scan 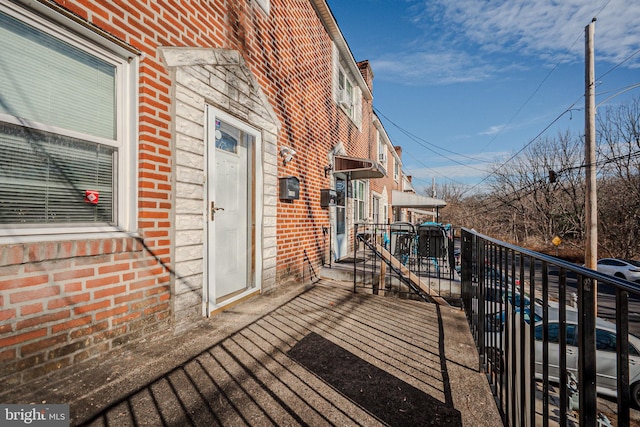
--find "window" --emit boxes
[377,131,386,165]
[0,3,136,237]
[333,47,362,126]
[353,180,366,221]
[372,196,380,224]
[393,159,399,181]
[338,67,354,117]
[535,323,577,346]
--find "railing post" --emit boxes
[616,288,630,426]
[558,268,568,427]
[353,223,358,294]
[578,276,597,427]
[461,229,473,310]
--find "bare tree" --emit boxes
[596,97,640,258]
[431,98,640,261]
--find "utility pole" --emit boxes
[585,19,597,272]
[581,21,599,425]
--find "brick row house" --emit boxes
[0,0,444,387]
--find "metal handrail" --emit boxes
[461,227,640,427]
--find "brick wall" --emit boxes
[0,238,170,388]
[0,0,374,386]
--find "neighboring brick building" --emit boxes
[0,0,438,387]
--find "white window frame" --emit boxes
[333,46,362,127]
[377,131,387,165]
[0,2,138,242]
[372,195,380,225]
[353,180,367,222]
[393,159,399,182]
[338,66,354,116]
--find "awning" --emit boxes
[391,190,446,208]
[334,155,385,179]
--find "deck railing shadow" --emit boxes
[77,285,461,426]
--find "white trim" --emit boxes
[254,0,270,14]
[0,229,139,246]
[204,107,263,315]
[0,2,138,238]
[0,114,121,149]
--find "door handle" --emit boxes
[210,201,224,221]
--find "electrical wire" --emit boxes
[472,149,640,216]
[373,106,487,168]
[373,0,635,198]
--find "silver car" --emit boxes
[597,258,640,283]
[534,308,640,406]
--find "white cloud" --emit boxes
[479,125,506,136]
[372,50,496,85]
[376,0,640,84]
[420,0,640,60]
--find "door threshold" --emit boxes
[208,288,260,317]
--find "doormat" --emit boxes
[334,257,365,263]
[288,332,461,426]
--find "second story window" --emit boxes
[377,131,387,166]
[394,160,399,182]
[333,46,362,127]
[338,67,354,117]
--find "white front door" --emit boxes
[205,108,261,313]
[333,176,348,260]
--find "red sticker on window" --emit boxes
[85,190,99,204]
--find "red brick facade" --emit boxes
[0,0,410,387]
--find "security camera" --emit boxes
[280,147,296,165]
[284,153,294,164]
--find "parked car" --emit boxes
[596,258,640,283]
[534,308,640,407]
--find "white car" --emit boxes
[597,258,640,283]
[534,308,640,407]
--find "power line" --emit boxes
[373,0,636,198]
[460,99,583,197]
[373,106,487,168]
[472,149,640,216]
[596,47,640,82]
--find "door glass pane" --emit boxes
[214,119,239,153]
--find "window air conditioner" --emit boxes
[338,90,352,108]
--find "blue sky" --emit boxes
[325,0,640,195]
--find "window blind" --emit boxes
[0,122,115,225]
[0,10,116,140]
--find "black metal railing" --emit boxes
[351,222,458,301]
[460,227,640,426]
